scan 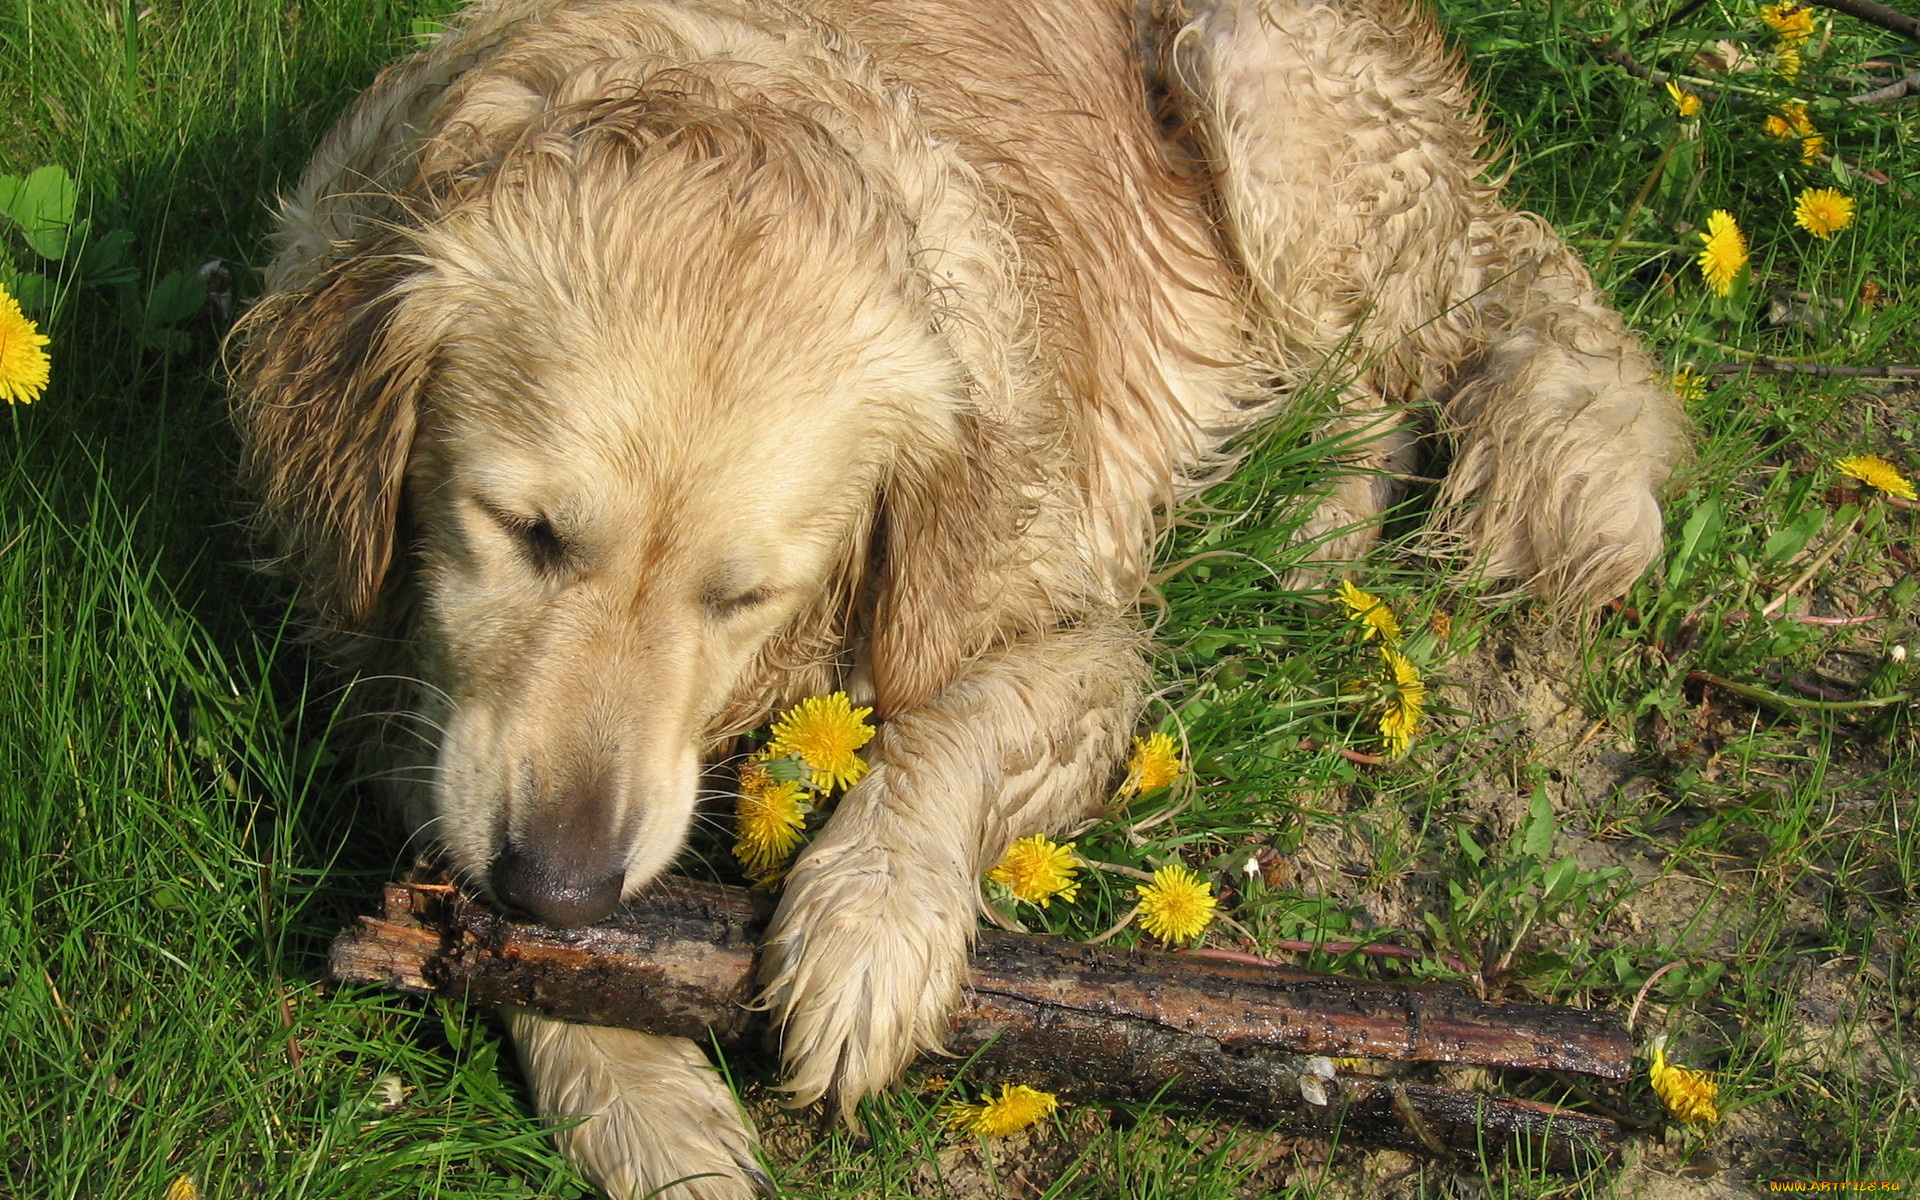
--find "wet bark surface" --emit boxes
[332,875,1629,1168]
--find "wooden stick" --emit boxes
[1809,0,1920,42]
[1699,360,1920,379]
[1850,68,1920,105]
[332,877,1631,1168]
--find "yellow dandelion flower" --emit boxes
[1664,81,1701,118]
[1428,610,1453,640]
[1763,103,1823,161]
[164,1178,199,1200]
[1377,646,1426,759]
[1774,40,1803,79]
[1760,2,1815,43]
[734,760,811,880]
[1124,731,1183,794]
[0,283,51,405]
[1696,210,1747,297]
[764,692,875,792]
[1335,578,1401,644]
[1672,369,1708,402]
[939,1084,1060,1136]
[1135,862,1218,943]
[987,834,1080,907]
[1649,1036,1721,1124]
[1793,187,1854,239]
[1835,454,1918,501]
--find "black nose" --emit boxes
[491,843,625,927]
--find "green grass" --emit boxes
[1,0,1915,1196]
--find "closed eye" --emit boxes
[702,585,773,619]
[480,500,567,572]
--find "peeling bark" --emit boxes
[332,876,1629,1167]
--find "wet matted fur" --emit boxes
[232,0,1685,1194]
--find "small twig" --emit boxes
[1724,608,1885,626]
[1689,669,1913,712]
[1849,67,1920,105]
[1546,1070,1664,1131]
[1699,359,1920,378]
[1808,0,1920,42]
[1586,36,1673,86]
[1637,0,1713,38]
[1761,666,1852,702]
[279,987,305,1071]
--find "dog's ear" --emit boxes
[231,239,426,631]
[866,410,1022,717]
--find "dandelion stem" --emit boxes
[1082,903,1141,945]
[1596,127,1680,278]
[1672,332,1830,363]
[1076,857,1157,883]
[1627,960,1694,1033]
[1760,511,1860,617]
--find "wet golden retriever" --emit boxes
[234,0,1684,1194]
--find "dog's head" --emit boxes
[235,87,1019,924]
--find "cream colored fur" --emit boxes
[232,0,1685,1194]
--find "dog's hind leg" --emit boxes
[505,1009,770,1200]
[1168,0,1685,600]
[756,619,1149,1115]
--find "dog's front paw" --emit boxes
[757,778,976,1115]
[505,1008,771,1200]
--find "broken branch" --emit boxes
[333,877,1632,1167]
[1809,0,1920,42]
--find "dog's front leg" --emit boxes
[506,1008,771,1199]
[758,620,1149,1114]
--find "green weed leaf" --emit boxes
[76,227,138,287]
[145,268,206,327]
[1541,855,1581,904]
[1760,506,1825,567]
[1667,495,1723,589]
[1522,784,1555,861]
[1456,826,1485,866]
[0,165,80,260]
[0,262,52,310]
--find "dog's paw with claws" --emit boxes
[756,780,977,1115]
[506,1009,773,1199]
